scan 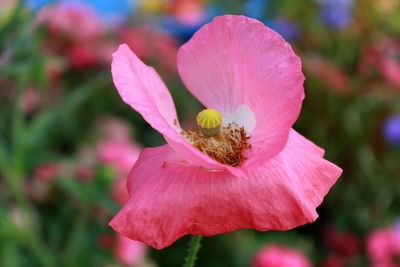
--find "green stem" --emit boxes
[183,235,203,267]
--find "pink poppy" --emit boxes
[97,138,141,204]
[97,117,141,204]
[367,227,400,267]
[171,0,206,25]
[321,254,346,267]
[323,227,360,256]
[74,165,94,182]
[252,245,311,267]
[34,162,61,182]
[97,139,141,176]
[119,26,179,74]
[115,234,148,267]
[37,1,102,42]
[20,87,41,114]
[303,56,349,95]
[380,58,400,89]
[109,15,342,249]
[359,37,400,90]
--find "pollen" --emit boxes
[182,122,251,167]
[196,109,223,137]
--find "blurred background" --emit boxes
[1,0,400,266]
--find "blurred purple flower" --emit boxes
[26,0,54,10]
[243,0,300,41]
[383,115,400,146]
[243,0,272,20]
[396,218,400,239]
[27,0,134,26]
[267,17,301,42]
[158,15,204,43]
[319,0,353,30]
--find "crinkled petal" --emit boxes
[112,44,243,174]
[178,15,305,169]
[109,131,341,249]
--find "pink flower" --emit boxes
[98,140,141,176]
[20,87,41,113]
[119,26,178,74]
[303,56,349,95]
[171,0,206,25]
[34,162,61,182]
[115,234,148,267]
[67,43,98,69]
[252,245,311,267]
[109,15,342,249]
[359,37,400,90]
[37,2,102,42]
[323,227,360,256]
[98,117,133,142]
[97,139,140,203]
[380,58,400,89]
[36,2,107,70]
[367,227,400,267]
[96,117,141,204]
[321,254,346,267]
[74,165,94,182]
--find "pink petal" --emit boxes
[178,15,305,168]
[109,131,341,249]
[112,44,240,173]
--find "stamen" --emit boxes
[182,122,251,167]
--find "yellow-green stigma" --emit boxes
[196,109,223,137]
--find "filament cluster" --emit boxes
[182,122,251,167]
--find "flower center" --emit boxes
[182,109,251,167]
[196,109,223,137]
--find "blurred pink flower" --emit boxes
[252,245,311,267]
[115,234,148,267]
[98,139,141,204]
[98,140,141,175]
[380,58,400,89]
[304,56,349,94]
[96,117,141,204]
[359,37,400,90]
[67,43,98,69]
[321,254,346,267]
[171,0,206,25]
[119,26,179,74]
[36,2,109,70]
[26,161,63,203]
[367,227,400,267]
[74,165,94,182]
[98,117,133,142]
[98,234,114,249]
[323,227,360,256]
[20,87,41,113]
[377,38,400,89]
[67,40,117,69]
[37,2,102,41]
[109,15,342,249]
[34,162,61,182]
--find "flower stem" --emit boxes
[183,235,202,267]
